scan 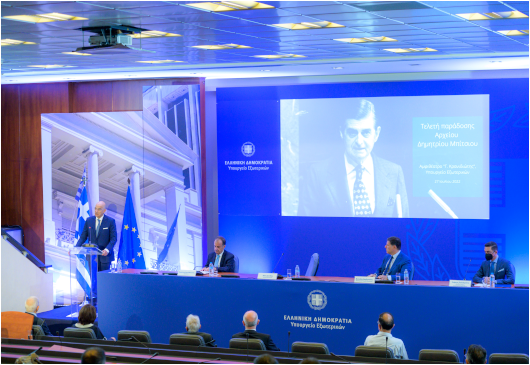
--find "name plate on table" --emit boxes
[449,280,472,287]
[178,270,197,277]
[258,273,278,280]
[354,276,376,284]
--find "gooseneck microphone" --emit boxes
[463,348,467,364]
[198,358,222,364]
[140,352,159,363]
[385,336,389,364]
[463,259,472,280]
[287,331,291,356]
[272,253,284,273]
[127,336,152,355]
[203,339,216,346]
[330,352,351,363]
[245,332,250,363]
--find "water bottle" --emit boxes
[404,269,409,285]
[117,260,122,273]
[295,265,300,278]
[209,262,214,277]
[490,274,495,288]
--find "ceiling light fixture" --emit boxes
[28,65,76,68]
[334,36,397,43]
[384,48,437,53]
[130,30,181,39]
[3,12,88,23]
[497,30,529,36]
[273,21,344,30]
[136,60,185,63]
[62,51,91,56]
[192,44,251,50]
[261,69,271,71]
[1,39,36,46]
[185,1,274,12]
[456,11,528,21]
[253,54,305,59]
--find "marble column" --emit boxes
[126,165,143,234]
[85,146,103,215]
[41,120,55,246]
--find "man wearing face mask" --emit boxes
[472,241,515,285]
[298,99,409,218]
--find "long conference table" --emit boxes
[98,270,529,359]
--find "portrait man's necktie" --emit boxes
[354,164,372,216]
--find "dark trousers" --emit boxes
[98,256,111,272]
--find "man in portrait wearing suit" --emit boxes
[369,236,412,281]
[298,99,409,218]
[202,236,235,272]
[76,201,117,272]
[472,241,515,285]
[232,310,280,352]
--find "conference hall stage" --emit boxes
[96,270,528,358]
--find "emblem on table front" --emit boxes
[307,290,327,310]
[241,142,255,157]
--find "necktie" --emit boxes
[214,254,220,268]
[96,219,101,237]
[490,262,495,276]
[383,257,394,275]
[353,165,372,216]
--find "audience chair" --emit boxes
[305,253,320,276]
[229,338,266,350]
[419,349,460,362]
[32,325,45,338]
[117,330,152,343]
[1,311,34,339]
[234,255,240,273]
[64,327,97,339]
[291,342,330,355]
[511,263,516,284]
[355,346,394,359]
[169,334,206,346]
[489,353,529,364]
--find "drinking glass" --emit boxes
[395,273,401,284]
[213,267,218,276]
[287,269,292,280]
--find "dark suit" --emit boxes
[298,155,409,217]
[376,252,412,279]
[473,257,515,285]
[76,215,117,271]
[204,250,235,272]
[182,331,216,347]
[232,330,280,352]
[26,313,52,336]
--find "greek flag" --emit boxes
[75,182,93,298]
[157,205,181,266]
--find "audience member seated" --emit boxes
[24,296,52,336]
[180,314,216,347]
[254,354,279,364]
[232,310,280,351]
[299,357,321,364]
[364,312,408,360]
[72,305,115,341]
[466,344,487,364]
[81,347,106,364]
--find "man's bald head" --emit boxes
[25,296,39,313]
[243,310,259,329]
[94,201,106,218]
[378,312,395,332]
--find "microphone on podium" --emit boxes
[462,259,472,280]
[272,253,284,273]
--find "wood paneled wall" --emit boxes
[1,78,204,264]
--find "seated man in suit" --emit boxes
[181,314,216,347]
[232,310,280,351]
[465,344,487,364]
[75,201,117,272]
[472,241,515,285]
[25,296,52,336]
[202,236,235,273]
[364,312,408,359]
[368,236,412,281]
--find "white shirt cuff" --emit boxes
[388,275,392,281]
[103,249,109,254]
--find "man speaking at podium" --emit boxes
[203,236,235,273]
[76,201,117,271]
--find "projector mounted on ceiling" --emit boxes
[74,25,155,55]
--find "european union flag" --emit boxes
[117,186,146,269]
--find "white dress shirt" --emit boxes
[214,250,224,268]
[345,154,375,215]
[364,331,408,360]
[385,251,401,281]
[96,215,109,255]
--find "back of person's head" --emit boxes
[300,357,321,364]
[243,310,259,328]
[378,312,394,331]
[387,236,401,250]
[78,304,97,325]
[25,296,39,313]
[466,344,487,364]
[81,347,105,364]
[254,354,279,364]
[186,314,201,333]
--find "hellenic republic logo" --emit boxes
[241,142,255,157]
[307,290,327,310]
